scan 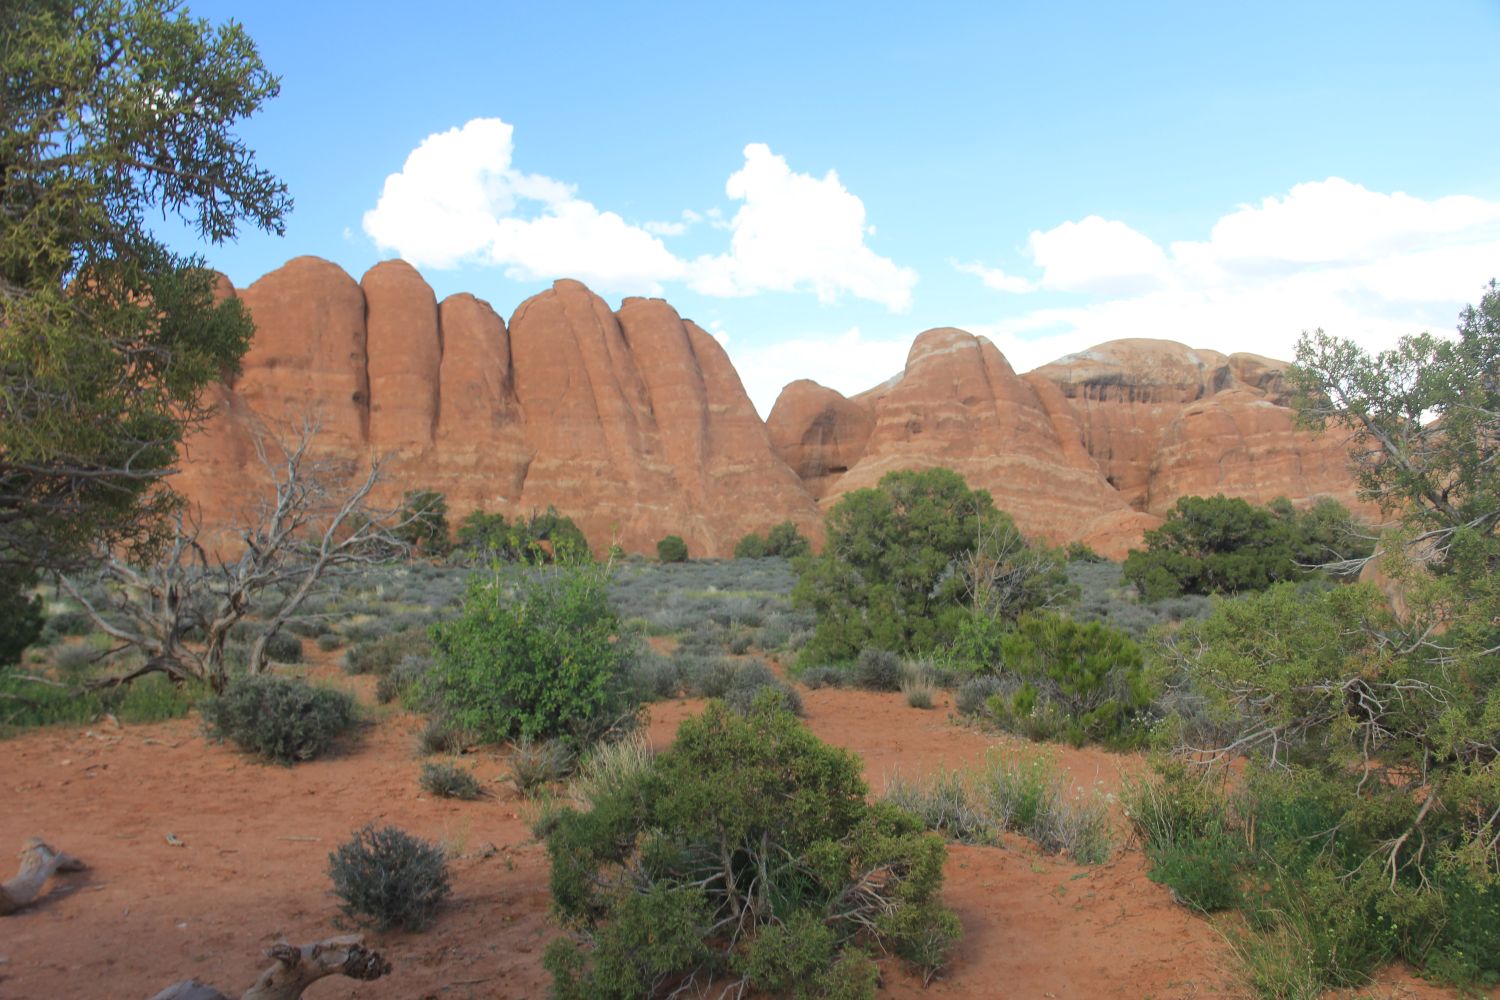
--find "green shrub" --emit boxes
[655,534,688,563]
[420,761,484,800]
[733,532,768,559]
[545,696,960,997]
[794,468,1066,662]
[328,824,450,931]
[976,612,1154,748]
[425,566,635,745]
[316,632,342,652]
[200,675,356,764]
[1122,494,1373,600]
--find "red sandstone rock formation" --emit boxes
[765,380,874,501]
[177,261,818,557]
[175,257,1367,561]
[1030,339,1368,520]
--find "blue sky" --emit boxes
[170,1,1500,415]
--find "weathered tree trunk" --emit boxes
[147,935,391,1000]
[0,839,85,915]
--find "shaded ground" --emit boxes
[0,656,1484,999]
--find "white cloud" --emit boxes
[645,220,687,236]
[952,260,1036,294]
[960,179,1500,369]
[727,326,913,419]
[363,125,914,310]
[689,144,918,311]
[362,118,683,293]
[1027,215,1170,294]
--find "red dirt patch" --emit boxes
[0,662,1486,999]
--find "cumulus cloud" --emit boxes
[363,125,915,311]
[959,178,1500,367]
[690,144,918,311]
[727,326,914,419]
[362,118,683,293]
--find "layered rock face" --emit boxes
[177,259,818,557]
[177,257,1366,560]
[765,335,1367,556]
[1029,340,1366,518]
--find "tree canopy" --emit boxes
[793,467,1064,662]
[1,0,290,586]
[1122,494,1374,600]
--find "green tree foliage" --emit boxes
[1137,286,1500,989]
[735,520,810,559]
[452,506,590,564]
[959,611,1154,748]
[424,566,634,745]
[1122,494,1373,600]
[733,532,768,559]
[656,534,688,563]
[0,566,43,668]
[0,0,290,582]
[545,695,959,999]
[394,490,449,555]
[793,467,1064,662]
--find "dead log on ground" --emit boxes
[0,839,85,916]
[147,935,392,1000]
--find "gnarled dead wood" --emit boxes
[147,934,391,1000]
[0,839,85,916]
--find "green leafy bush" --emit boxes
[1122,494,1372,600]
[424,567,635,745]
[736,521,812,560]
[454,506,591,564]
[544,696,960,998]
[655,534,688,563]
[200,675,356,764]
[733,532,768,559]
[328,824,451,931]
[793,467,1066,663]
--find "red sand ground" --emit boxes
[0,656,1487,999]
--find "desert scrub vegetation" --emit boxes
[883,750,1114,864]
[424,564,637,746]
[419,760,484,800]
[545,695,960,998]
[606,556,809,653]
[328,823,451,932]
[950,611,1156,748]
[1114,284,1500,997]
[199,674,357,764]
